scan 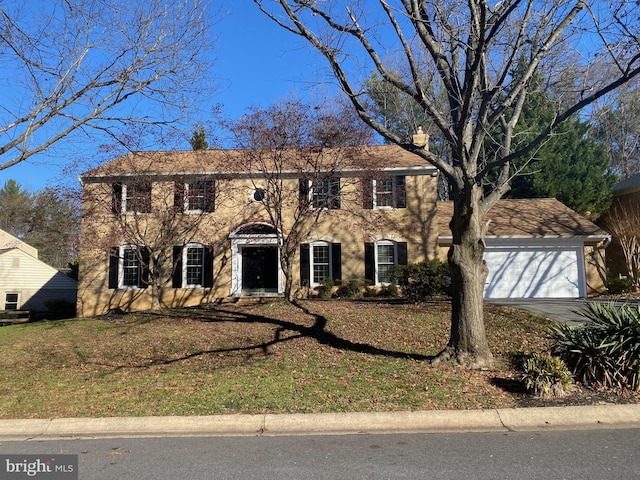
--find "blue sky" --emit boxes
[0,0,332,192]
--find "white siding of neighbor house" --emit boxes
[0,248,77,311]
[0,230,38,258]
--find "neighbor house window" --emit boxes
[172,244,214,288]
[112,182,152,214]
[4,293,19,310]
[299,242,342,287]
[108,246,150,289]
[364,241,408,286]
[372,176,406,208]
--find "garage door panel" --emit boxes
[484,247,582,299]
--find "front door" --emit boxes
[241,246,279,293]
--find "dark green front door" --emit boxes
[241,246,278,293]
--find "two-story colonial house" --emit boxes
[77,145,440,316]
[77,144,610,317]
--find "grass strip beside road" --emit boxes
[0,299,558,419]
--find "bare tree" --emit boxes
[224,99,375,301]
[599,196,640,292]
[79,151,229,314]
[0,0,215,171]
[253,0,640,367]
[593,85,640,179]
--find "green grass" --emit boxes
[0,299,556,419]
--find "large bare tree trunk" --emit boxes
[433,186,493,368]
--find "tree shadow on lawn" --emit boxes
[119,300,433,369]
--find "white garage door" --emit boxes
[483,246,584,299]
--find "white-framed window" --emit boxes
[185,181,207,212]
[4,293,19,310]
[376,241,397,284]
[307,176,340,210]
[121,246,142,287]
[310,242,331,286]
[123,182,152,213]
[365,240,407,286]
[373,176,406,208]
[184,244,205,287]
[108,245,149,289]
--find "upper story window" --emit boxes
[112,181,152,214]
[300,175,341,210]
[365,175,406,209]
[108,245,150,289]
[174,180,215,213]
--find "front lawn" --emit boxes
[0,299,616,419]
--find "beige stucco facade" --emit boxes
[77,146,440,317]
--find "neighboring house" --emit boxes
[77,145,609,316]
[597,173,640,287]
[0,229,78,313]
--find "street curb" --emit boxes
[1,404,639,441]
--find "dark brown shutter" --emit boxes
[112,183,123,214]
[172,246,183,288]
[203,246,214,287]
[174,181,185,213]
[397,242,408,266]
[364,242,375,284]
[300,244,310,287]
[331,243,342,282]
[108,247,119,289]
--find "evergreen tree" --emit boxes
[190,127,209,150]
[0,180,32,238]
[0,180,79,268]
[496,68,617,217]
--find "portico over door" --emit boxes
[229,222,284,297]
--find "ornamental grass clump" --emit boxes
[552,302,640,390]
[522,352,574,398]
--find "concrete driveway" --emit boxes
[486,298,640,326]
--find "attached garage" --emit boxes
[437,198,611,299]
[483,241,585,299]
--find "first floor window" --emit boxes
[376,242,396,284]
[365,241,408,286]
[108,246,150,289]
[5,293,19,310]
[172,244,214,288]
[312,243,331,285]
[185,246,204,287]
[300,242,342,287]
[122,247,142,287]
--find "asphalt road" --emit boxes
[2,429,640,479]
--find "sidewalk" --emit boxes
[2,404,640,441]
